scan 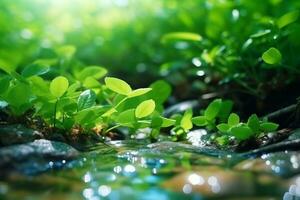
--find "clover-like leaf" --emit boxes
[217,123,230,133]
[192,116,207,126]
[135,99,155,118]
[180,109,193,131]
[204,99,222,120]
[228,113,240,126]
[260,122,279,132]
[262,47,282,65]
[50,76,69,98]
[78,66,107,80]
[105,77,132,95]
[128,88,152,98]
[21,62,50,78]
[230,125,253,140]
[77,89,97,111]
[247,114,260,133]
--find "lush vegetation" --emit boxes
[0,0,299,149]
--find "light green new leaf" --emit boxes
[105,77,132,95]
[50,76,69,98]
[128,88,152,98]
[77,89,97,111]
[78,66,107,80]
[262,47,282,65]
[260,122,279,132]
[161,117,176,127]
[135,99,155,118]
[204,99,222,120]
[162,32,202,43]
[277,10,299,29]
[180,109,193,131]
[228,113,240,126]
[192,116,207,126]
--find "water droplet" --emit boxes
[182,184,192,194]
[187,173,205,185]
[98,185,111,197]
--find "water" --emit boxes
[0,140,299,200]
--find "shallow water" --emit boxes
[1,140,299,200]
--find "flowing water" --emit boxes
[0,140,299,200]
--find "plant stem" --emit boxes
[53,99,58,128]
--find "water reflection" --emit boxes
[283,181,300,200]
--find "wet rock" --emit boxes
[287,129,300,141]
[236,151,300,178]
[0,124,43,146]
[0,139,79,175]
[148,141,231,157]
[240,139,300,157]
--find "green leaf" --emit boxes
[135,99,155,118]
[28,76,50,98]
[262,47,282,65]
[217,123,230,133]
[105,77,132,95]
[277,10,299,29]
[260,122,279,132]
[161,117,176,127]
[192,116,207,126]
[0,76,11,94]
[230,125,253,140]
[21,62,50,78]
[128,88,152,98]
[180,109,193,131]
[116,109,136,125]
[149,80,171,104]
[78,66,107,80]
[77,89,97,111]
[6,83,32,107]
[50,76,69,98]
[247,114,260,133]
[204,99,222,120]
[218,100,233,122]
[228,113,240,126]
[83,77,101,88]
[162,32,202,43]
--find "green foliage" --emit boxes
[77,90,96,111]
[50,76,69,98]
[262,47,282,65]
[105,77,132,95]
[161,32,202,43]
[135,99,155,118]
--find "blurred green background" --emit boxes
[1,0,300,114]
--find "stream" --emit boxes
[1,138,300,200]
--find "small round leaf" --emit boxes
[50,76,69,98]
[135,99,155,118]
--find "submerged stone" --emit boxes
[0,139,79,176]
[0,124,43,146]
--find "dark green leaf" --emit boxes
[77,89,97,111]
[204,99,222,120]
[192,116,207,126]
